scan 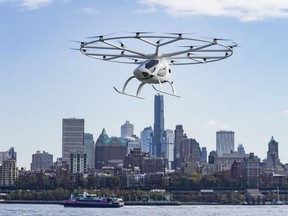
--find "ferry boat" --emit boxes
[63,192,124,208]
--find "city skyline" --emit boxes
[1,118,286,170]
[1,1,288,168]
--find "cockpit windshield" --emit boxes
[145,60,158,69]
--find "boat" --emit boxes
[63,192,124,208]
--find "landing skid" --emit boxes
[152,78,181,98]
[152,85,181,98]
[114,75,180,99]
[113,87,145,99]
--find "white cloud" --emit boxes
[207,120,230,130]
[81,7,98,14]
[20,0,54,10]
[137,0,288,21]
[280,110,288,117]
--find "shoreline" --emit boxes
[0,200,216,205]
[1,200,287,206]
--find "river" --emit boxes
[0,204,288,216]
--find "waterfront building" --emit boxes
[241,153,260,188]
[140,126,153,153]
[141,157,168,174]
[84,133,95,170]
[30,151,53,171]
[173,124,185,169]
[164,129,174,169]
[215,152,247,172]
[62,118,85,169]
[0,159,17,186]
[121,121,134,138]
[153,94,165,157]
[95,128,128,169]
[266,136,282,170]
[201,147,207,163]
[216,130,235,156]
[70,152,87,173]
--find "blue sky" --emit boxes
[1,0,288,169]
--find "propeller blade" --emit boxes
[117,40,125,48]
[87,33,115,39]
[126,31,154,37]
[69,40,84,43]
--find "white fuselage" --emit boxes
[133,59,171,84]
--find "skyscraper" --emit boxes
[201,147,207,163]
[84,133,95,170]
[140,126,153,153]
[216,130,235,156]
[153,94,164,157]
[181,138,201,163]
[174,124,184,169]
[62,118,85,169]
[266,136,281,170]
[164,129,174,169]
[121,121,134,138]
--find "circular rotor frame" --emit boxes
[79,33,237,65]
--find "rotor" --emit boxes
[77,33,236,65]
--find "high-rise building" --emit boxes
[0,152,9,162]
[216,130,235,156]
[141,157,168,174]
[208,151,218,164]
[70,153,87,173]
[0,148,17,164]
[164,129,174,169]
[0,159,17,186]
[62,118,85,169]
[84,133,95,170]
[266,136,281,170]
[30,151,53,171]
[182,138,201,163]
[201,147,207,163]
[241,153,260,188]
[95,128,128,169]
[173,124,184,169]
[121,121,134,138]
[153,94,164,157]
[8,147,17,161]
[140,126,153,153]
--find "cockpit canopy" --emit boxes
[144,59,158,69]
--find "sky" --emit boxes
[1,0,288,169]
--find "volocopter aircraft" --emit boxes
[78,32,237,99]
